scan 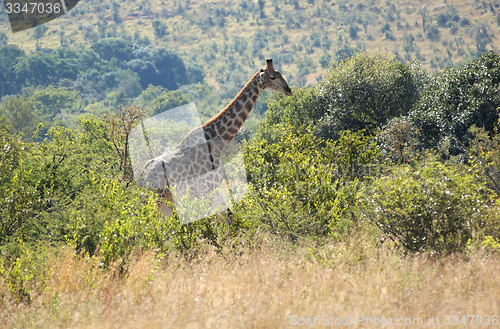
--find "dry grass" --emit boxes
[1,234,500,328]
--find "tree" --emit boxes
[152,20,168,39]
[469,22,493,51]
[0,96,45,140]
[0,32,7,45]
[419,5,428,34]
[349,24,358,40]
[0,126,41,244]
[126,46,188,90]
[319,53,331,68]
[148,90,191,116]
[103,106,147,182]
[96,18,108,38]
[258,0,266,18]
[409,51,500,148]
[90,38,134,62]
[32,25,48,51]
[58,30,66,47]
[317,52,420,135]
[368,162,486,253]
[0,45,25,97]
[335,45,358,62]
[28,86,82,117]
[15,52,78,87]
[262,86,321,140]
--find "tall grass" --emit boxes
[2,231,499,328]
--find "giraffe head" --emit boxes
[260,59,293,96]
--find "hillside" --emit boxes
[1,0,499,89]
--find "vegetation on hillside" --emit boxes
[1,0,499,89]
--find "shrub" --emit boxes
[365,161,496,253]
[0,241,51,304]
[243,124,380,240]
[317,52,420,135]
[0,127,44,245]
[262,86,322,139]
[409,51,500,148]
[468,123,500,195]
[377,117,421,164]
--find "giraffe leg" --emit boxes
[225,208,234,233]
[156,188,174,218]
[158,202,173,217]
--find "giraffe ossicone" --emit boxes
[131,59,292,225]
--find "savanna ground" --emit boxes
[2,232,500,328]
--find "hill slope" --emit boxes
[1,0,499,88]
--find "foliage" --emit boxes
[87,176,165,267]
[317,52,420,135]
[32,25,49,50]
[91,38,134,62]
[469,22,493,51]
[377,117,422,164]
[0,113,118,247]
[147,90,191,116]
[243,126,342,240]
[480,235,500,253]
[0,40,198,118]
[27,86,83,117]
[0,96,47,140]
[126,45,191,90]
[0,241,51,304]
[365,160,496,253]
[0,127,43,244]
[261,86,321,139]
[15,52,79,87]
[102,106,147,182]
[468,123,500,195]
[243,124,380,240]
[152,20,168,39]
[324,130,381,181]
[0,45,25,97]
[409,51,500,149]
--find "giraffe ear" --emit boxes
[266,58,274,72]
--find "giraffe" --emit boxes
[137,59,292,225]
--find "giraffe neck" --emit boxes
[202,71,264,155]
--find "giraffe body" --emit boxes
[137,59,292,224]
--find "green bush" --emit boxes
[93,177,163,266]
[242,124,380,240]
[468,123,500,195]
[409,51,500,148]
[0,125,45,244]
[262,53,421,140]
[262,86,322,140]
[377,117,422,164]
[317,52,420,135]
[0,241,51,304]
[365,160,496,253]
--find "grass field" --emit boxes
[2,231,500,328]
